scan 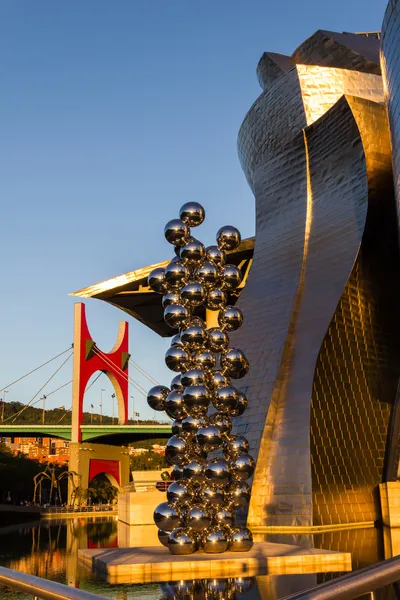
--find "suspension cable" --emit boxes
[0,346,72,393]
[5,352,73,423]
[129,359,159,385]
[46,380,72,398]
[56,372,103,423]
[92,348,148,397]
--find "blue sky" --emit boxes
[0,0,387,421]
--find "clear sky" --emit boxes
[0,0,387,421]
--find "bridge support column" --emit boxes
[68,442,130,505]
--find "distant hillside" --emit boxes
[0,400,166,426]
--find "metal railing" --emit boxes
[282,553,400,600]
[44,504,116,514]
[0,566,108,599]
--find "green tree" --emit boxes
[130,451,168,471]
[88,479,118,504]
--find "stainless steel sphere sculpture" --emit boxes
[147,202,254,555]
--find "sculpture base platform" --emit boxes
[79,542,351,584]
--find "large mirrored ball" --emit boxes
[183,385,210,416]
[165,391,188,420]
[231,390,248,417]
[170,373,184,392]
[208,328,229,352]
[202,527,229,554]
[164,261,189,290]
[168,527,198,555]
[181,414,207,435]
[180,282,206,307]
[201,485,224,507]
[179,202,205,227]
[210,370,231,390]
[170,333,184,348]
[229,527,254,552]
[167,481,193,505]
[171,465,184,481]
[148,267,168,294]
[185,316,206,329]
[186,505,213,532]
[147,385,170,411]
[206,245,226,266]
[171,420,183,436]
[162,291,182,309]
[183,459,206,482]
[164,304,189,330]
[227,480,251,508]
[181,325,208,352]
[181,368,206,387]
[209,413,232,435]
[195,261,218,289]
[180,240,206,266]
[213,386,239,414]
[165,435,188,466]
[164,219,190,247]
[158,529,170,548]
[220,264,242,291]
[195,425,223,452]
[205,458,231,486]
[226,434,250,457]
[231,453,255,481]
[193,350,216,372]
[216,225,241,251]
[218,306,244,332]
[205,288,227,311]
[221,348,250,379]
[165,346,190,373]
[154,502,181,531]
[214,507,234,527]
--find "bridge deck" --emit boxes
[0,424,171,441]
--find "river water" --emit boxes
[0,517,397,599]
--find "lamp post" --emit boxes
[41,395,47,425]
[100,389,105,425]
[1,390,8,423]
[131,395,134,424]
[90,404,94,425]
[111,393,116,425]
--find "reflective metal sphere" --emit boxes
[161,470,171,481]
[210,370,231,389]
[182,459,206,482]
[167,481,194,504]
[225,434,250,456]
[180,281,206,307]
[200,485,224,507]
[181,414,207,435]
[171,465,184,481]
[231,453,255,481]
[164,304,189,330]
[220,264,242,291]
[214,508,234,527]
[179,202,205,227]
[165,346,190,373]
[208,413,232,435]
[195,261,218,289]
[147,385,170,411]
[181,368,206,388]
[201,527,229,553]
[162,291,182,309]
[185,316,206,329]
[221,348,250,379]
[205,458,231,486]
[154,502,181,531]
[158,529,170,548]
[213,386,239,414]
[193,350,216,372]
[205,288,227,311]
[148,267,168,294]
[165,391,188,420]
[228,527,254,552]
[170,373,184,392]
[165,435,188,466]
[170,333,184,348]
[226,480,251,507]
[179,240,206,266]
[171,419,183,436]
[231,390,248,417]
[206,245,226,266]
[164,218,190,247]
[195,425,223,452]
[181,325,208,352]
[183,385,210,416]
[207,328,229,352]
[186,504,213,532]
[168,528,198,556]
[218,306,244,331]
[216,225,241,251]
[165,261,190,290]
